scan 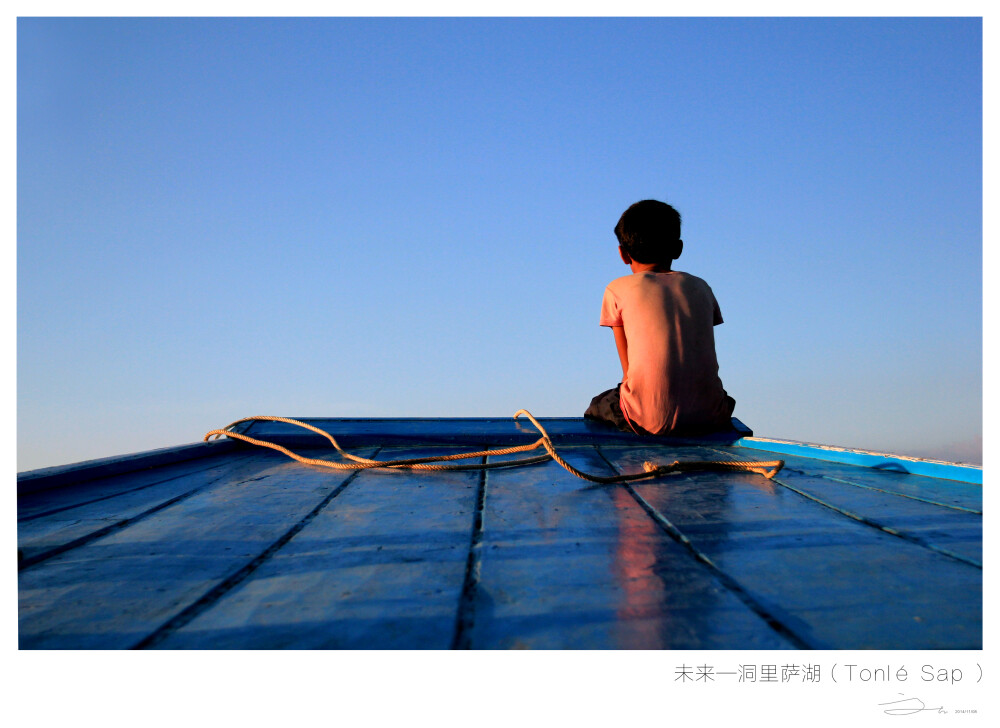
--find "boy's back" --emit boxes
[585,199,734,436]
[600,269,732,434]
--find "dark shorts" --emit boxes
[584,385,645,434]
[584,384,736,436]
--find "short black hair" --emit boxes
[614,199,682,264]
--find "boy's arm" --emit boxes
[612,326,629,379]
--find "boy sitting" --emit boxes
[585,199,735,436]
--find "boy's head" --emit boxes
[614,199,683,265]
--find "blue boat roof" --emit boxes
[18,417,982,649]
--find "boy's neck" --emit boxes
[630,261,673,274]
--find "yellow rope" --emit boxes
[204,410,784,483]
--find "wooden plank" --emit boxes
[17,439,238,494]
[17,452,266,568]
[18,448,377,649]
[146,446,481,649]
[599,444,982,649]
[464,446,798,649]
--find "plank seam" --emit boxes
[131,447,382,650]
[450,452,488,649]
[593,445,816,650]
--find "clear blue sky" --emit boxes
[17,17,982,470]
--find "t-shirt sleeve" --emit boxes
[599,286,622,327]
[712,293,724,326]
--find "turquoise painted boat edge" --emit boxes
[735,437,982,485]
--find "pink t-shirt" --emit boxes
[600,270,731,435]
